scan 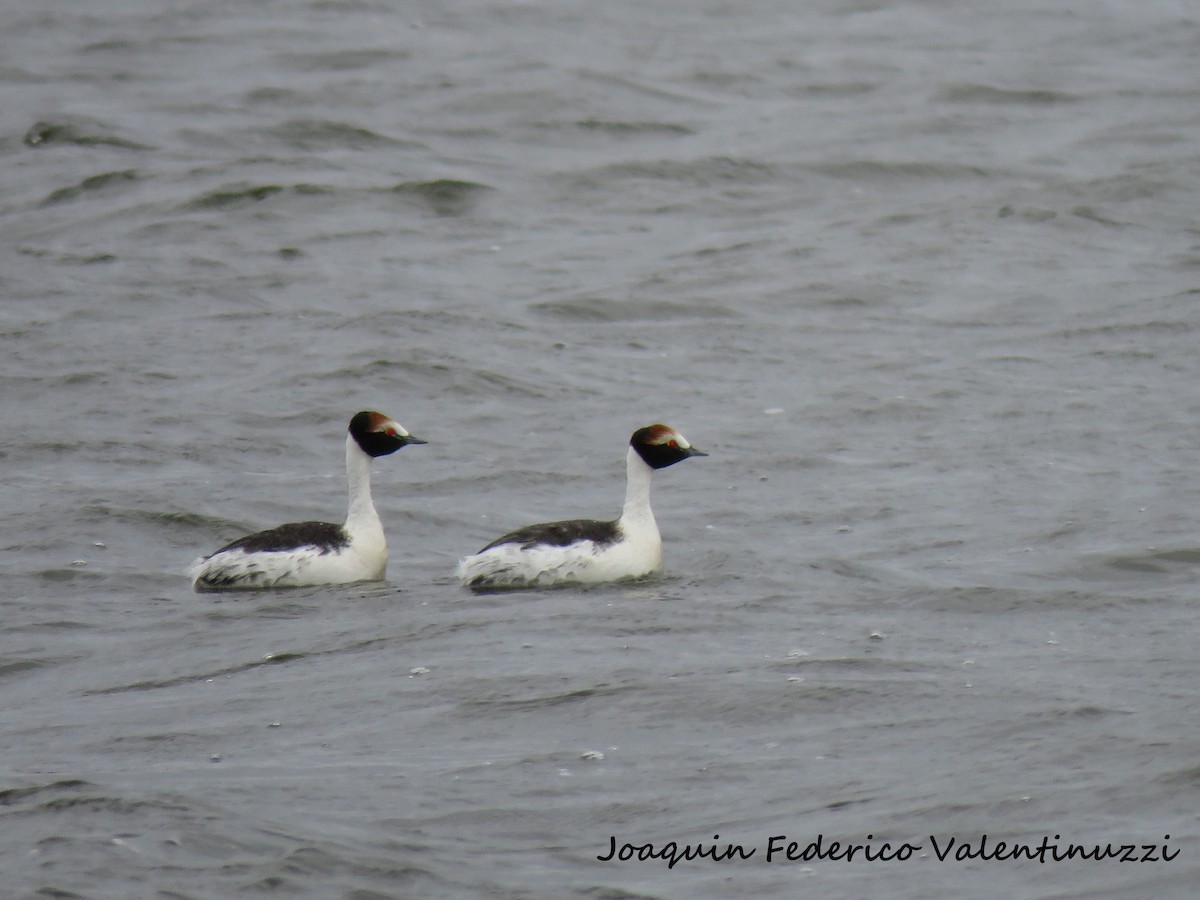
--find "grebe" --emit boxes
[190,411,425,591]
[457,423,706,590]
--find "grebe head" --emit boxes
[348,410,426,458]
[630,423,707,470]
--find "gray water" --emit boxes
[3,0,1200,897]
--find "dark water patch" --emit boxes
[86,634,392,695]
[288,354,551,398]
[319,357,455,381]
[912,586,1105,613]
[1057,319,1191,339]
[48,251,119,266]
[40,169,142,206]
[201,602,319,621]
[1071,205,1129,227]
[31,886,85,899]
[81,34,210,54]
[0,65,41,84]
[805,557,895,584]
[997,204,1057,222]
[23,118,154,150]
[572,887,665,900]
[0,620,91,634]
[683,240,761,258]
[790,80,877,98]
[1150,549,1200,565]
[940,83,1081,105]
[576,66,722,107]
[460,684,633,715]
[0,780,93,807]
[0,657,63,680]
[560,119,694,137]
[781,281,894,310]
[265,119,412,151]
[9,369,110,393]
[768,654,941,677]
[105,731,206,749]
[668,682,879,726]
[580,156,779,187]
[531,296,735,322]
[1102,547,1200,574]
[1066,173,1172,204]
[391,179,493,216]
[440,367,557,400]
[84,650,311,695]
[275,48,409,72]
[824,796,876,813]
[245,845,441,896]
[811,159,990,182]
[81,504,233,533]
[37,567,106,584]
[24,794,190,816]
[185,184,288,210]
[1025,705,1131,722]
[80,38,143,53]
[242,86,306,106]
[331,308,489,332]
[1159,763,1200,787]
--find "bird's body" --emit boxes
[190,411,424,591]
[457,424,705,590]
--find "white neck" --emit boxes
[343,434,380,535]
[619,445,656,530]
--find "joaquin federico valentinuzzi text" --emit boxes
[597,833,1180,869]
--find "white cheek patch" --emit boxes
[654,430,690,450]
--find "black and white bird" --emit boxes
[457,423,706,590]
[190,411,425,591]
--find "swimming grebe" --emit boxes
[456,423,706,590]
[190,411,425,591]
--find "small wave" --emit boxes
[580,155,779,187]
[185,183,289,210]
[531,296,735,322]
[85,634,392,696]
[1024,704,1130,721]
[1159,763,1200,787]
[0,779,93,807]
[1103,547,1200,574]
[81,504,234,532]
[792,81,877,98]
[23,117,154,150]
[320,357,455,381]
[265,118,411,150]
[37,567,107,584]
[566,119,694,137]
[85,650,310,695]
[275,48,410,73]
[40,170,142,207]
[34,794,189,815]
[391,179,494,216]
[0,620,91,634]
[811,159,990,182]
[940,83,1081,105]
[0,657,58,679]
[460,684,632,715]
